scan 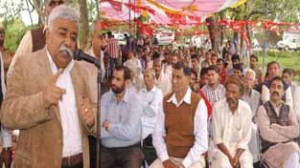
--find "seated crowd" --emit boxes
[0,3,299,168]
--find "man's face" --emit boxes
[191,58,199,70]
[216,61,223,70]
[183,56,190,67]
[153,59,162,76]
[190,73,197,86]
[226,83,241,107]
[232,59,240,66]
[243,73,255,89]
[250,57,257,68]
[144,70,155,90]
[268,63,280,78]
[111,70,126,94]
[91,26,103,58]
[200,74,208,86]
[205,53,211,63]
[169,55,178,65]
[269,79,284,102]
[233,69,243,78]
[207,70,219,85]
[172,68,190,94]
[46,18,78,69]
[211,56,217,65]
[282,72,292,85]
[46,0,65,16]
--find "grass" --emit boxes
[253,50,300,82]
[255,50,300,70]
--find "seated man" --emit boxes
[100,66,143,168]
[257,76,300,168]
[241,69,261,165]
[138,68,163,165]
[151,62,208,168]
[211,76,253,168]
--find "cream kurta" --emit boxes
[211,98,253,168]
[155,64,172,96]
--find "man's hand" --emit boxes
[78,96,95,129]
[162,159,177,168]
[42,69,66,108]
[231,148,244,168]
[231,157,240,168]
[228,155,236,168]
[217,143,235,168]
[271,123,282,130]
[102,121,111,131]
[178,163,185,168]
[0,148,12,168]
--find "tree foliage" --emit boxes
[3,19,31,52]
[206,0,300,54]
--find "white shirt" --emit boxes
[153,87,208,168]
[0,52,12,148]
[155,64,172,96]
[293,86,300,122]
[46,49,82,157]
[212,98,252,150]
[242,89,261,119]
[138,86,163,139]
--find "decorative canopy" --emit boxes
[99,0,247,24]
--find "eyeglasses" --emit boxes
[48,0,64,7]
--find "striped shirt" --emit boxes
[106,38,120,59]
[201,84,226,106]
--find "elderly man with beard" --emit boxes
[257,76,300,168]
[211,76,253,168]
[0,5,96,168]
[100,65,143,168]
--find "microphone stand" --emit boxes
[74,49,101,167]
[96,66,101,168]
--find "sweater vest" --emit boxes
[163,91,201,158]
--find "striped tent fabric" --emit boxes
[99,0,247,25]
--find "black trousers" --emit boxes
[100,143,143,168]
[88,136,97,168]
[61,162,83,168]
[142,135,157,166]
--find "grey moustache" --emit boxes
[59,45,73,58]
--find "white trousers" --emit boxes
[149,156,205,168]
[283,152,300,168]
[248,123,260,162]
[210,148,253,168]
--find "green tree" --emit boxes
[3,19,29,52]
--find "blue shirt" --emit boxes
[100,89,143,148]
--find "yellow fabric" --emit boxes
[146,0,182,15]
[231,0,248,8]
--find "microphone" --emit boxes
[74,49,100,68]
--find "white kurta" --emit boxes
[211,98,253,168]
